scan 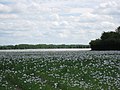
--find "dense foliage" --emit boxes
[90,27,120,50]
[0,51,120,90]
[0,44,90,50]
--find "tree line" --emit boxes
[0,44,90,50]
[89,26,120,50]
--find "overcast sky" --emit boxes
[0,0,119,45]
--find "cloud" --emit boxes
[0,3,12,13]
[0,14,18,19]
[0,0,119,45]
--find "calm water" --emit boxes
[0,48,91,52]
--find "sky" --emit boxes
[0,0,119,45]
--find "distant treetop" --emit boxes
[89,26,120,50]
[116,26,120,33]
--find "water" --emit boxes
[0,48,91,52]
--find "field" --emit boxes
[0,50,120,90]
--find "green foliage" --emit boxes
[0,51,119,90]
[116,26,120,33]
[101,32,120,40]
[0,44,90,50]
[89,30,120,50]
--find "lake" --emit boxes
[0,48,91,52]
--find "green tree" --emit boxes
[116,26,120,34]
[101,32,120,40]
[89,27,120,50]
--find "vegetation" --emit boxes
[0,44,90,50]
[0,51,119,90]
[89,26,120,50]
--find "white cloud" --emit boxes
[0,0,119,45]
[0,14,18,19]
[50,13,60,21]
[68,7,93,14]
[0,4,12,12]
[59,30,71,38]
[99,1,117,8]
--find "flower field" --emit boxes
[0,51,120,90]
